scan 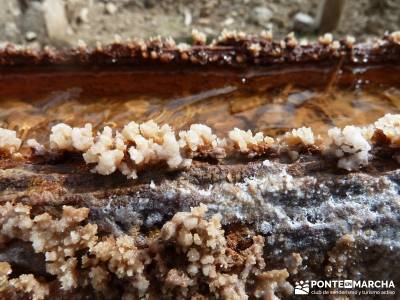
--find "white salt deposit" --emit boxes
[10,113,400,177]
[328,125,371,171]
[0,128,22,154]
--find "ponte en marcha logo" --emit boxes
[294,279,396,296]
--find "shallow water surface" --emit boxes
[0,65,399,144]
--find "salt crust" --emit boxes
[0,202,294,299]
[0,113,398,176]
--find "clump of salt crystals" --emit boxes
[120,120,190,179]
[389,31,400,44]
[0,261,49,300]
[134,120,185,168]
[71,124,94,151]
[46,120,206,178]
[83,126,125,175]
[26,139,46,155]
[372,113,400,163]
[228,128,274,157]
[279,127,316,161]
[282,127,315,147]
[327,114,400,170]
[0,128,22,154]
[373,113,400,145]
[20,113,400,176]
[49,124,74,151]
[49,123,93,152]
[328,126,371,171]
[49,123,125,176]
[179,124,226,158]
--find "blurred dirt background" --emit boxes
[0,0,399,48]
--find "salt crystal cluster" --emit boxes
[129,120,183,168]
[0,262,49,300]
[285,32,298,48]
[83,126,125,175]
[228,128,274,157]
[0,202,294,299]
[344,36,356,48]
[26,139,46,155]
[50,123,93,151]
[218,29,246,42]
[260,30,273,41]
[71,123,94,151]
[191,29,206,45]
[120,120,189,179]
[318,33,333,45]
[0,202,98,291]
[328,126,371,171]
[84,235,151,297]
[0,128,21,154]
[372,114,400,163]
[161,204,227,279]
[282,127,315,147]
[49,123,73,151]
[10,113,400,175]
[49,123,94,152]
[48,121,224,179]
[389,31,400,44]
[325,234,355,278]
[159,203,292,299]
[179,124,226,158]
[328,114,400,171]
[373,113,400,145]
[278,127,316,161]
[248,43,262,57]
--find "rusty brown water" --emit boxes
[0,64,398,144]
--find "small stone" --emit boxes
[183,9,192,26]
[43,0,70,44]
[222,17,234,26]
[79,7,89,23]
[293,12,315,32]
[105,2,117,15]
[250,6,273,26]
[25,31,37,41]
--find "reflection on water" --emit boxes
[0,75,399,144]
